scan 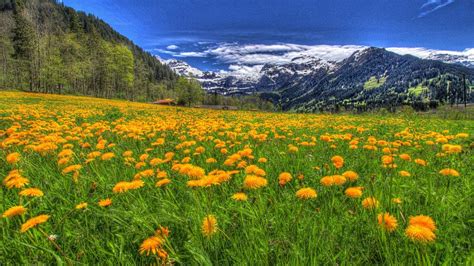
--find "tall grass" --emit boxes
[1,92,473,264]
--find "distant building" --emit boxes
[152,99,176,105]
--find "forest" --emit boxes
[0,0,180,102]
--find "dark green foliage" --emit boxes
[0,0,177,101]
[272,48,474,112]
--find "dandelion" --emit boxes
[139,236,163,256]
[409,215,436,231]
[377,212,398,232]
[399,170,411,177]
[206,158,217,163]
[345,187,363,198]
[20,214,50,233]
[122,150,133,157]
[2,205,27,218]
[333,175,347,185]
[331,155,344,169]
[4,175,29,189]
[6,152,20,164]
[19,188,44,197]
[320,176,334,186]
[278,172,292,186]
[392,198,402,204]
[75,202,88,210]
[99,198,112,207]
[405,225,436,243]
[231,192,248,201]
[399,153,411,161]
[62,164,81,174]
[201,215,218,237]
[101,152,115,161]
[414,159,427,166]
[362,197,379,209]
[343,171,359,181]
[296,188,317,199]
[439,168,460,177]
[243,175,268,189]
[156,178,171,187]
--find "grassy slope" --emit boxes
[1,92,473,265]
[364,76,387,90]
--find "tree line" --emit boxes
[0,0,180,102]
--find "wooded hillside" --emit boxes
[0,0,178,101]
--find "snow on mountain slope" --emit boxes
[158,45,474,94]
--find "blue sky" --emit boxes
[63,0,474,71]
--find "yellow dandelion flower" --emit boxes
[139,236,163,256]
[333,175,347,185]
[2,205,27,218]
[399,170,411,177]
[75,202,88,210]
[62,164,81,174]
[320,176,334,186]
[156,178,171,187]
[19,188,44,197]
[439,168,459,177]
[343,171,359,181]
[345,187,363,198]
[206,158,217,163]
[231,192,248,201]
[243,175,268,189]
[409,215,436,231]
[20,214,50,233]
[405,225,436,243]
[296,188,317,199]
[98,198,112,207]
[399,153,411,161]
[278,172,292,186]
[101,152,115,161]
[377,212,398,232]
[414,158,427,166]
[201,215,218,237]
[6,152,21,164]
[362,197,379,209]
[392,198,402,204]
[331,155,344,169]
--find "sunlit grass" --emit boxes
[1,91,473,264]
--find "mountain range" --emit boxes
[159,46,474,111]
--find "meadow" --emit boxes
[1,91,473,265]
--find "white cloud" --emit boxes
[174,51,208,57]
[193,43,365,66]
[418,0,455,18]
[166,45,179,50]
[154,49,176,55]
[386,47,474,60]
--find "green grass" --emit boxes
[408,85,429,97]
[1,91,473,264]
[364,76,387,90]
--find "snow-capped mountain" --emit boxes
[157,58,203,77]
[158,46,474,111]
[386,47,474,69]
[159,45,474,96]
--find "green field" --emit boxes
[1,92,473,264]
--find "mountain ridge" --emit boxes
[159,46,474,111]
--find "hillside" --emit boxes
[0,0,177,101]
[161,48,474,112]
